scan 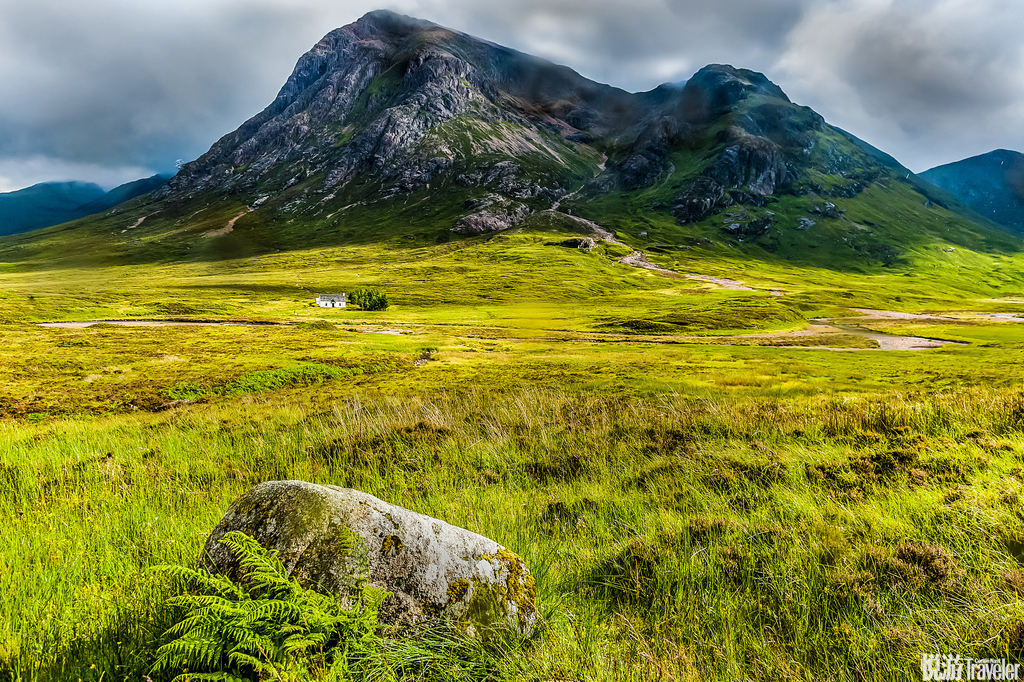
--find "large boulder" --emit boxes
[201,480,537,634]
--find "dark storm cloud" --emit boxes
[0,0,1022,189]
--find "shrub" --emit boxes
[349,287,389,311]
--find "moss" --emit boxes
[496,548,537,624]
[447,578,470,603]
[469,548,537,631]
[380,534,403,556]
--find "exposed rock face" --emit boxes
[452,194,532,234]
[202,480,537,634]
[721,211,774,239]
[705,138,788,196]
[671,177,730,224]
[452,204,531,234]
[809,201,844,219]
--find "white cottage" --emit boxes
[315,293,346,308]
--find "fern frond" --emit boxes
[164,614,225,638]
[153,636,225,672]
[221,531,289,589]
[154,563,245,600]
[153,530,386,679]
[282,636,320,654]
[225,651,267,671]
[243,598,303,624]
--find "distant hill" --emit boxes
[920,150,1024,233]
[0,175,168,236]
[0,182,105,236]
[75,175,170,217]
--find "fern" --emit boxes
[151,530,387,681]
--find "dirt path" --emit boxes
[678,272,754,291]
[551,159,606,211]
[617,249,754,290]
[119,215,150,234]
[203,208,251,238]
[619,250,683,278]
[546,190,757,291]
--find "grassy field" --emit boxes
[2,213,1024,680]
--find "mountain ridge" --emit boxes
[0,175,169,237]
[920,149,1024,233]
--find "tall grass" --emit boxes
[2,386,1024,680]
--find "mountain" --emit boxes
[0,175,169,236]
[0,182,105,236]
[9,10,1019,273]
[920,150,1024,233]
[76,175,170,216]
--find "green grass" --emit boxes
[3,388,1024,680]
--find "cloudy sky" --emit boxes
[0,0,1021,191]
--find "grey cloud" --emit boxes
[665,0,808,51]
[0,0,383,178]
[413,0,811,90]
[776,0,1024,170]
[835,6,1020,128]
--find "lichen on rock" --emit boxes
[201,480,537,635]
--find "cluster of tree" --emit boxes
[349,287,389,311]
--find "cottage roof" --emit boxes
[316,293,346,301]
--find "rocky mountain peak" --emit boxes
[680,64,790,124]
[153,11,930,248]
[356,9,440,35]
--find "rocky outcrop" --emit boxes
[671,177,730,224]
[452,199,531,234]
[555,236,595,251]
[809,201,845,219]
[721,211,775,239]
[706,137,789,196]
[202,480,537,634]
